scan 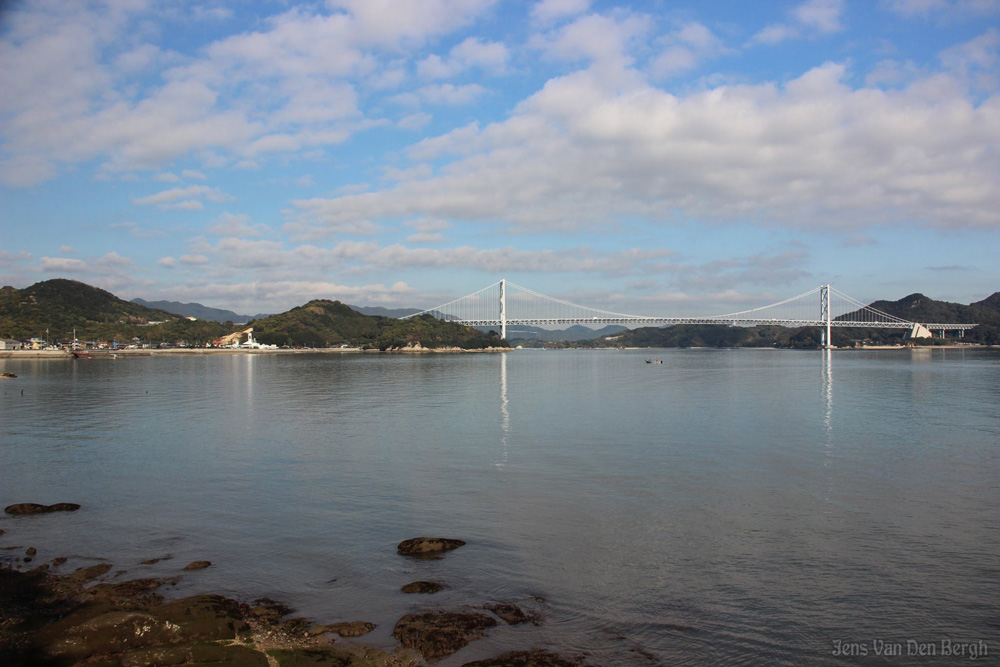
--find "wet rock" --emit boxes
[393,610,497,662]
[156,594,251,641]
[461,649,585,666]
[48,502,82,512]
[84,576,179,606]
[402,580,446,594]
[397,537,466,556]
[30,593,250,664]
[25,547,37,556]
[141,555,172,565]
[4,503,49,515]
[63,562,114,585]
[483,602,533,625]
[4,502,80,515]
[51,556,67,567]
[250,597,294,621]
[183,560,212,570]
[40,610,185,661]
[323,621,376,637]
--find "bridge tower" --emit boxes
[820,285,832,349]
[499,278,506,340]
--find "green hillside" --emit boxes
[0,279,231,345]
[576,291,1000,349]
[251,299,506,349]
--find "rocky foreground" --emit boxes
[0,524,585,667]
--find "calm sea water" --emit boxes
[1,349,998,665]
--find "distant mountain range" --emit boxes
[130,298,421,323]
[131,298,270,323]
[505,324,628,343]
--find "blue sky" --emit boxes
[1,0,998,316]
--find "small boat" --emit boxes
[71,350,92,359]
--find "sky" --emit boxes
[1,0,999,317]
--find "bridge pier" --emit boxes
[499,278,506,340]
[821,285,832,349]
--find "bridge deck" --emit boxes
[453,318,978,330]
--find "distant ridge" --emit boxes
[131,298,269,323]
[349,305,422,318]
[505,324,628,343]
[131,298,421,322]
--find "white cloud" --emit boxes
[110,221,168,238]
[0,0,497,186]
[325,0,498,49]
[939,28,1000,90]
[403,217,451,243]
[133,185,233,208]
[418,37,509,79]
[182,169,207,180]
[207,212,272,238]
[39,252,136,290]
[649,21,732,79]
[794,0,846,33]
[291,61,1000,234]
[533,12,650,71]
[880,0,1000,17]
[41,257,89,272]
[417,83,487,105]
[531,0,590,25]
[749,0,845,46]
[398,112,433,129]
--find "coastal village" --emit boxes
[0,328,274,352]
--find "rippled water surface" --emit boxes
[2,349,998,665]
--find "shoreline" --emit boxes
[0,529,581,667]
[1,344,993,360]
[0,346,512,359]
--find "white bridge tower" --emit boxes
[499,278,506,340]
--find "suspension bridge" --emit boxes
[401,280,978,347]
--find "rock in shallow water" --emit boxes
[401,580,446,594]
[397,537,466,556]
[306,620,376,637]
[461,649,585,666]
[393,610,497,662]
[183,560,212,570]
[483,602,534,625]
[4,502,81,515]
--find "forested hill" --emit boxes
[251,299,506,349]
[859,292,1000,326]
[0,279,230,344]
[580,290,1000,349]
[1,280,507,350]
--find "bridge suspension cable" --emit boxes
[401,279,978,342]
